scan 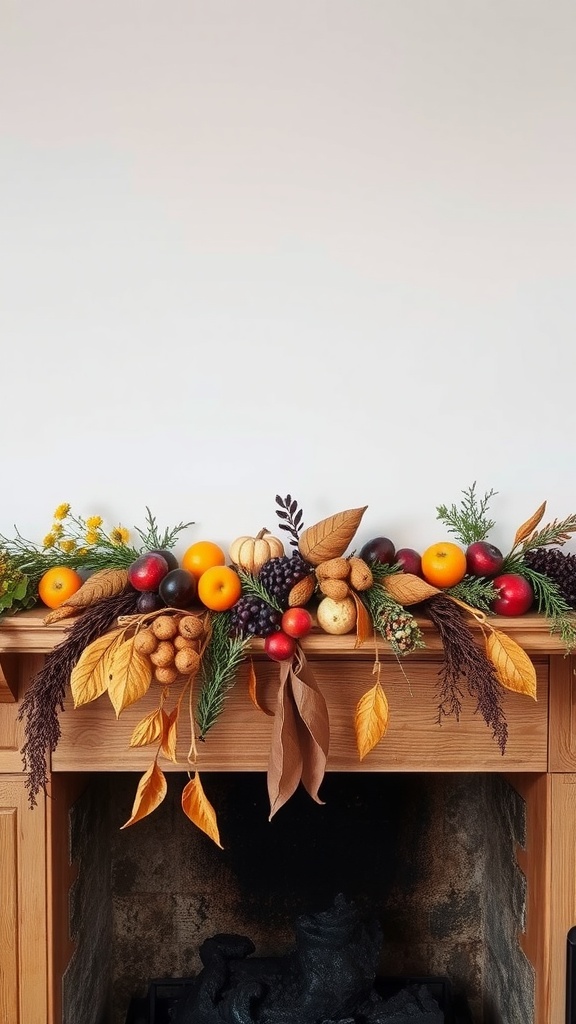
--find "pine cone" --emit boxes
[524,548,576,608]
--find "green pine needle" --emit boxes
[237,569,283,613]
[516,565,576,653]
[436,482,497,545]
[447,576,499,612]
[196,611,251,738]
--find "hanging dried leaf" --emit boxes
[161,708,179,762]
[298,506,368,566]
[267,661,303,819]
[121,761,167,828]
[383,573,440,605]
[57,568,130,610]
[43,604,84,625]
[70,625,127,708]
[355,681,389,761]
[289,649,329,804]
[350,591,372,648]
[248,658,274,716]
[182,773,223,848]
[485,629,537,700]
[130,708,164,748]
[108,636,153,717]
[513,501,547,547]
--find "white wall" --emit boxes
[1,0,575,558]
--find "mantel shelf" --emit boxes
[0,607,569,657]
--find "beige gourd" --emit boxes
[228,527,285,575]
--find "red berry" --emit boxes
[281,607,313,639]
[264,631,297,662]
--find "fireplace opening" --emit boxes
[60,771,534,1024]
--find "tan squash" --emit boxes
[228,527,285,575]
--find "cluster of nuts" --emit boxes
[314,556,373,601]
[133,612,207,686]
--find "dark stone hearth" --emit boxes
[174,895,443,1024]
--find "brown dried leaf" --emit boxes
[513,501,547,547]
[383,573,440,605]
[298,506,368,566]
[121,761,167,828]
[59,568,130,609]
[267,661,303,820]
[248,657,273,716]
[130,708,164,748]
[289,649,329,804]
[43,604,84,625]
[351,591,372,649]
[70,625,127,707]
[355,681,389,761]
[485,629,537,700]
[161,708,179,762]
[288,574,316,607]
[182,773,223,848]
[108,636,153,717]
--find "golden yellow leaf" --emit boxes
[298,507,368,566]
[108,636,153,717]
[70,625,126,708]
[161,708,179,762]
[485,629,537,700]
[182,773,223,848]
[513,501,547,547]
[383,573,440,605]
[351,591,372,648]
[130,708,164,748]
[120,762,167,828]
[355,681,389,761]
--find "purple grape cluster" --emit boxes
[257,553,312,606]
[229,596,282,638]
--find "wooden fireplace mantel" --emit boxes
[1,609,576,1023]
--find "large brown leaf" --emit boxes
[355,680,389,760]
[383,573,440,605]
[108,636,153,717]
[182,773,223,848]
[121,761,167,828]
[70,625,126,707]
[485,629,537,700]
[58,568,129,609]
[290,649,329,804]
[267,661,303,820]
[298,506,368,566]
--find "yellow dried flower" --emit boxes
[59,539,77,553]
[51,523,64,538]
[85,530,99,546]
[53,503,70,521]
[77,547,88,556]
[86,515,103,529]
[43,534,56,549]
[110,526,130,546]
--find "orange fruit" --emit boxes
[181,540,226,581]
[38,565,83,609]
[197,565,242,611]
[421,542,467,589]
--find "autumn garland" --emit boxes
[6,488,576,848]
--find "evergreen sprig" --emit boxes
[502,514,576,568]
[436,483,497,545]
[515,565,576,652]
[237,569,283,613]
[133,506,195,551]
[447,576,499,613]
[196,611,251,738]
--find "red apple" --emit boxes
[359,536,396,566]
[466,541,504,578]
[394,548,423,577]
[281,607,313,639]
[491,574,534,616]
[264,631,297,662]
[127,552,170,593]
